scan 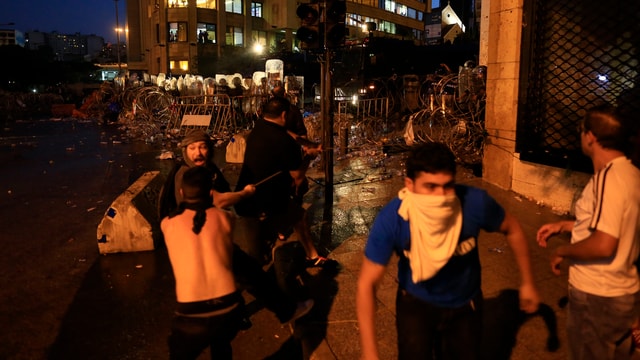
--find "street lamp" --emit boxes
[252,43,264,55]
[114,0,122,74]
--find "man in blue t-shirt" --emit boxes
[356,142,540,360]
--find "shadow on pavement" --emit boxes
[297,264,341,358]
[481,289,560,360]
[47,250,175,359]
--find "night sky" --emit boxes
[1,0,126,43]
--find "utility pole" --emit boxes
[296,0,345,210]
[321,48,334,206]
[115,0,122,74]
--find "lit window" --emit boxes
[169,0,188,7]
[226,26,244,46]
[197,23,216,43]
[251,30,266,45]
[226,0,242,14]
[169,22,188,42]
[196,0,216,9]
[251,2,262,17]
[396,4,407,16]
[384,0,395,12]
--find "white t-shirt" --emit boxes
[570,156,640,297]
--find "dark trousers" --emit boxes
[396,288,483,360]
[233,214,309,314]
[168,304,243,360]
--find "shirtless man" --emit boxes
[161,166,244,359]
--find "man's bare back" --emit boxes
[161,207,236,303]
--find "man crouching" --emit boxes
[161,166,245,359]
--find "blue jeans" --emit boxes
[396,288,483,360]
[567,285,640,360]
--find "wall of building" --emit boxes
[479,0,590,215]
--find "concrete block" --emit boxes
[96,171,164,254]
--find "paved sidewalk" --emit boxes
[0,121,575,359]
[231,151,572,360]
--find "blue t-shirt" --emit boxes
[364,185,505,307]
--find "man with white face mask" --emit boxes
[356,142,540,360]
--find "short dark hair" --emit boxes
[181,166,213,202]
[271,85,286,98]
[582,105,626,151]
[261,96,290,119]
[405,142,457,180]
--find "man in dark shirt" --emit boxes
[234,96,314,322]
[270,85,334,268]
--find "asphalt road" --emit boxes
[0,119,345,359]
[0,119,176,359]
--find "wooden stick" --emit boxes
[255,171,283,186]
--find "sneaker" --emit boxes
[290,299,314,322]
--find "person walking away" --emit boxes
[357,142,540,360]
[161,166,245,359]
[536,105,640,360]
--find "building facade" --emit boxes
[125,0,476,76]
[0,29,25,47]
[22,31,105,62]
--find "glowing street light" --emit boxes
[252,43,264,55]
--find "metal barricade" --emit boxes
[168,94,233,138]
[336,97,389,151]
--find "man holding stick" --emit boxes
[234,96,315,322]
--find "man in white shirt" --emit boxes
[537,105,640,359]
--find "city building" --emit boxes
[125,0,478,77]
[23,31,106,62]
[0,29,25,47]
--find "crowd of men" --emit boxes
[158,94,640,360]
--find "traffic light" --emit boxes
[325,0,346,48]
[296,2,321,50]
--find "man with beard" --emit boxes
[356,142,540,360]
[161,166,244,359]
[159,129,255,219]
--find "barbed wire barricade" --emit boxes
[342,65,487,165]
[2,63,486,166]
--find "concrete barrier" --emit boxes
[96,171,164,254]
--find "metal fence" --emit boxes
[335,97,390,151]
[517,0,640,172]
[167,94,268,138]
